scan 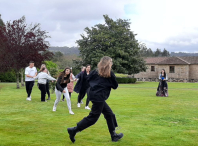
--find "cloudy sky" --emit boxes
[0,0,198,53]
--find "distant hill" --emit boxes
[49,46,79,55]
[171,52,198,57]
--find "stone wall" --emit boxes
[189,65,198,80]
[158,65,189,80]
[134,64,193,82]
[134,65,158,79]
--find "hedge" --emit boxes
[0,71,17,82]
[116,77,136,84]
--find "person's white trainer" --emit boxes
[77,103,80,107]
[69,110,74,115]
[52,106,56,111]
[80,101,83,104]
[85,106,91,110]
[26,97,31,101]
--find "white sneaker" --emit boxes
[69,110,74,115]
[85,106,91,110]
[26,97,31,101]
[80,101,83,104]
[77,103,80,107]
[52,106,56,111]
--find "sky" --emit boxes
[0,0,198,53]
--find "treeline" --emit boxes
[140,47,170,57]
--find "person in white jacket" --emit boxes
[34,67,56,102]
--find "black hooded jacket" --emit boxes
[87,70,118,102]
[74,71,90,93]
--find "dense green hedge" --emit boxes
[116,77,136,84]
[0,71,17,82]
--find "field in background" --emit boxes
[0,82,198,146]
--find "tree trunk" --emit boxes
[21,70,24,86]
[16,72,20,89]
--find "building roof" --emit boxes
[179,56,198,64]
[145,56,198,65]
[145,57,168,64]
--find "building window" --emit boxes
[151,66,155,72]
[170,66,175,73]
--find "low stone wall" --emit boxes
[136,78,198,83]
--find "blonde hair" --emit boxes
[97,56,112,78]
[40,64,46,71]
[40,64,49,74]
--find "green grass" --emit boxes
[0,82,198,146]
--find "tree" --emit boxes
[52,51,64,62]
[161,48,170,57]
[146,48,154,57]
[154,48,162,57]
[44,61,58,94]
[75,15,146,75]
[0,16,53,88]
[139,43,148,57]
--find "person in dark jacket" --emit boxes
[74,65,91,110]
[75,66,85,79]
[67,56,123,143]
[52,67,74,115]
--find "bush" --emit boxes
[116,77,136,84]
[128,78,137,83]
[0,70,16,82]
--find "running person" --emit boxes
[67,56,123,143]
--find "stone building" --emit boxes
[134,56,198,82]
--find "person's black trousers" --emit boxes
[77,101,118,134]
[46,82,50,98]
[77,88,90,106]
[38,84,46,101]
[25,81,34,97]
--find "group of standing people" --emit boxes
[24,61,92,115]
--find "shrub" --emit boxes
[0,70,16,82]
[116,77,136,84]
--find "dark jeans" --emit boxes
[38,84,46,101]
[77,101,118,134]
[46,82,50,97]
[25,81,34,97]
[78,88,90,106]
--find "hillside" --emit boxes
[171,52,198,57]
[49,46,79,55]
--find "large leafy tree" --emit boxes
[76,15,146,75]
[0,16,53,88]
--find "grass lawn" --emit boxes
[0,82,198,146]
